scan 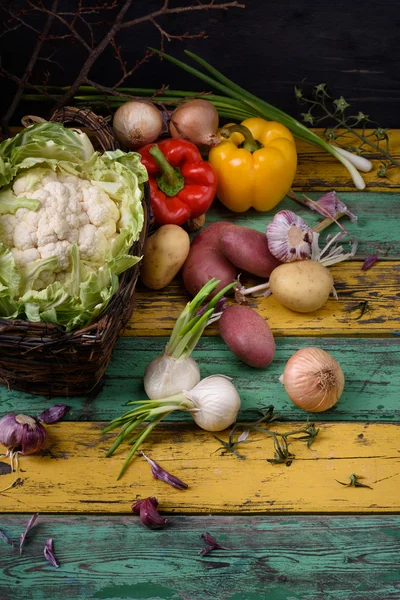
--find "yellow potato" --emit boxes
[140,225,191,290]
[269,260,334,313]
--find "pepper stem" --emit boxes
[218,124,261,153]
[149,144,185,197]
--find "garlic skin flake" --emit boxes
[267,210,313,262]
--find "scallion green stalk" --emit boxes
[148,48,368,190]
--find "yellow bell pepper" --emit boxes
[208,118,297,213]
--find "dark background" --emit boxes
[1,0,399,127]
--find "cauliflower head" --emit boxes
[0,122,147,330]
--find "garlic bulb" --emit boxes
[144,354,200,400]
[280,347,344,412]
[267,210,313,262]
[184,375,241,431]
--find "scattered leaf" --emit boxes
[141,452,188,490]
[132,497,167,529]
[19,513,39,555]
[361,255,378,271]
[199,532,229,556]
[37,404,68,424]
[44,538,60,568]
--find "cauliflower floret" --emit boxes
[55,271,72,286]
[12,170,57,196]
[39,240,72,272]
[79,224,108,263]
[0,214,18,247]
[32,269,56,291]
[11,247,41,268]
[82,185,120,230]
[13,208,40,249]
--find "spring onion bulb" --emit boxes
[103,375,241,479]
[144,278,235,400]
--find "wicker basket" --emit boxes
[0,107,149,397]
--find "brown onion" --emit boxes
[280,347,344,412]
[113,101,163,148]
[169,99,220,147]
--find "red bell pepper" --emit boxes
[138,139,217,226]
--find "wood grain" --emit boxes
[0,337,398,423]
[1,422,399,514]
[0,515,399,600]
[126,262,400,337]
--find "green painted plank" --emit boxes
[1,337,398,423]
[0,515,399,600]
[206,193,400,259]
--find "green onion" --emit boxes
[147,48,368,190]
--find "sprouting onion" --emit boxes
[103,374,241,479]
[144,278,234,400]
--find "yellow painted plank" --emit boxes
[1,422,399,514]
[125,261,400,337]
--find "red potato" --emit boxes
[219,223,281,278]
[183,222,281,297]
[183,221,236,296]
[219,305,275,368]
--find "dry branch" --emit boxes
[0,0,245,136]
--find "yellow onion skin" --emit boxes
[281,347,344,413]
[112,101,163,149]
[169,99,220,147]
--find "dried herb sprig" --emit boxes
[295,83,400,177]
[213,405,279,459]
[213,406,319,466]
[336,473,373,489]
[266,423,320,466]
[343,300,371,320]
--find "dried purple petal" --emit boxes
[38,404,68,424]
[44,538,60,568]
[266,210,313,262]
[305,191,358,223]
[0,529,14,546]
[141,452,188,490]
[199,532,229,556]
[132,497,167,529]
[19,513,39,555]
[361,254,378,271]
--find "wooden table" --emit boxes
[1,131,400,600]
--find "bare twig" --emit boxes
[1,0,60,135]
[0,0,245,135]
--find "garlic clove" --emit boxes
[266,210,313,262]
